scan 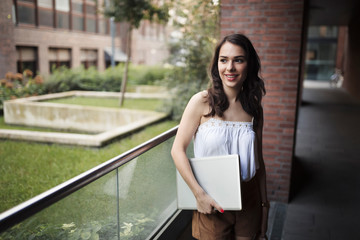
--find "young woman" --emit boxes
[171,34,269,240]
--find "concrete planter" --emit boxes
[1,91,169,147]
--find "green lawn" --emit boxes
[0,120,178,213]
[0,116,91,133]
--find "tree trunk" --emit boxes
[119,26,132,107]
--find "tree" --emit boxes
[166,0,220,120]
[104,0,170,106]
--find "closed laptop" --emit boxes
[176,154,242,210]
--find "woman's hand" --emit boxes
[195,190,224,214]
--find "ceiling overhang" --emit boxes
[308,0,359,25]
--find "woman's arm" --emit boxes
[171,92,223,214]
[255,107,269,239]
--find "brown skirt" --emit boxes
[192,175,261,240]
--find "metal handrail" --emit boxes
[0,126,178,232]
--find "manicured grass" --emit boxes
[0,120,178,213]
[45,97,165,111]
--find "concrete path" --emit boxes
[282,85,360,239]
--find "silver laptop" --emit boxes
[176,154,242,210]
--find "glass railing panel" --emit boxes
[0,170,119,240]
[0,129,180,240]
[117,136,177,239]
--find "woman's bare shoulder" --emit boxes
[188,90,208,108]
[190,90,208,102]
[184,90,210,118]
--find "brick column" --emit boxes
[344,16,360,100]
[221,0,305,202]
[38,44,49,75]
[72,46,81,69]
[0,0,16,77]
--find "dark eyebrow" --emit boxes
[219,55,246,58]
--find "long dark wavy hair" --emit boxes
[205,34,266,130]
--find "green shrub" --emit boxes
[128,65,171,85]
[44,66,115,93]
[101,66,123,92]
[44,65,170,93]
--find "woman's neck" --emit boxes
[224,86,241,104]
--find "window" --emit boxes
[85,0,97,33]
[80,49,98,69]
[72,0,84,31]
[12,2,17,24]
[14,0,104,32]
[56,0,70,29]
[38,0,54,27]
[98,18,108,34]
[97,1,109,35]
[308,26,338,38]
[305,26,338,80]
[16,46,38,74]
[49,48,71,72]
[86,18,96,33]
[17,0,36,25]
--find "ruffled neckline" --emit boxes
[198,118,253,129]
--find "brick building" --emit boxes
[0,0,168,77]
[221,0,360,202]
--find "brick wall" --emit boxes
[336,26,347,71]
[220,0,305,202]
[0,1,16,78]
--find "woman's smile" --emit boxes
[224,74,239,81]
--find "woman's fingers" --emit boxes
[212,201,224,213]
[197,195,224,214]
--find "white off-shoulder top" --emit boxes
[193,118,259,182]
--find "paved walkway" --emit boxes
[281,85,360,239]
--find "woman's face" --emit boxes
[218,41,248,91]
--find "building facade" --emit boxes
[0,0,169,78]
